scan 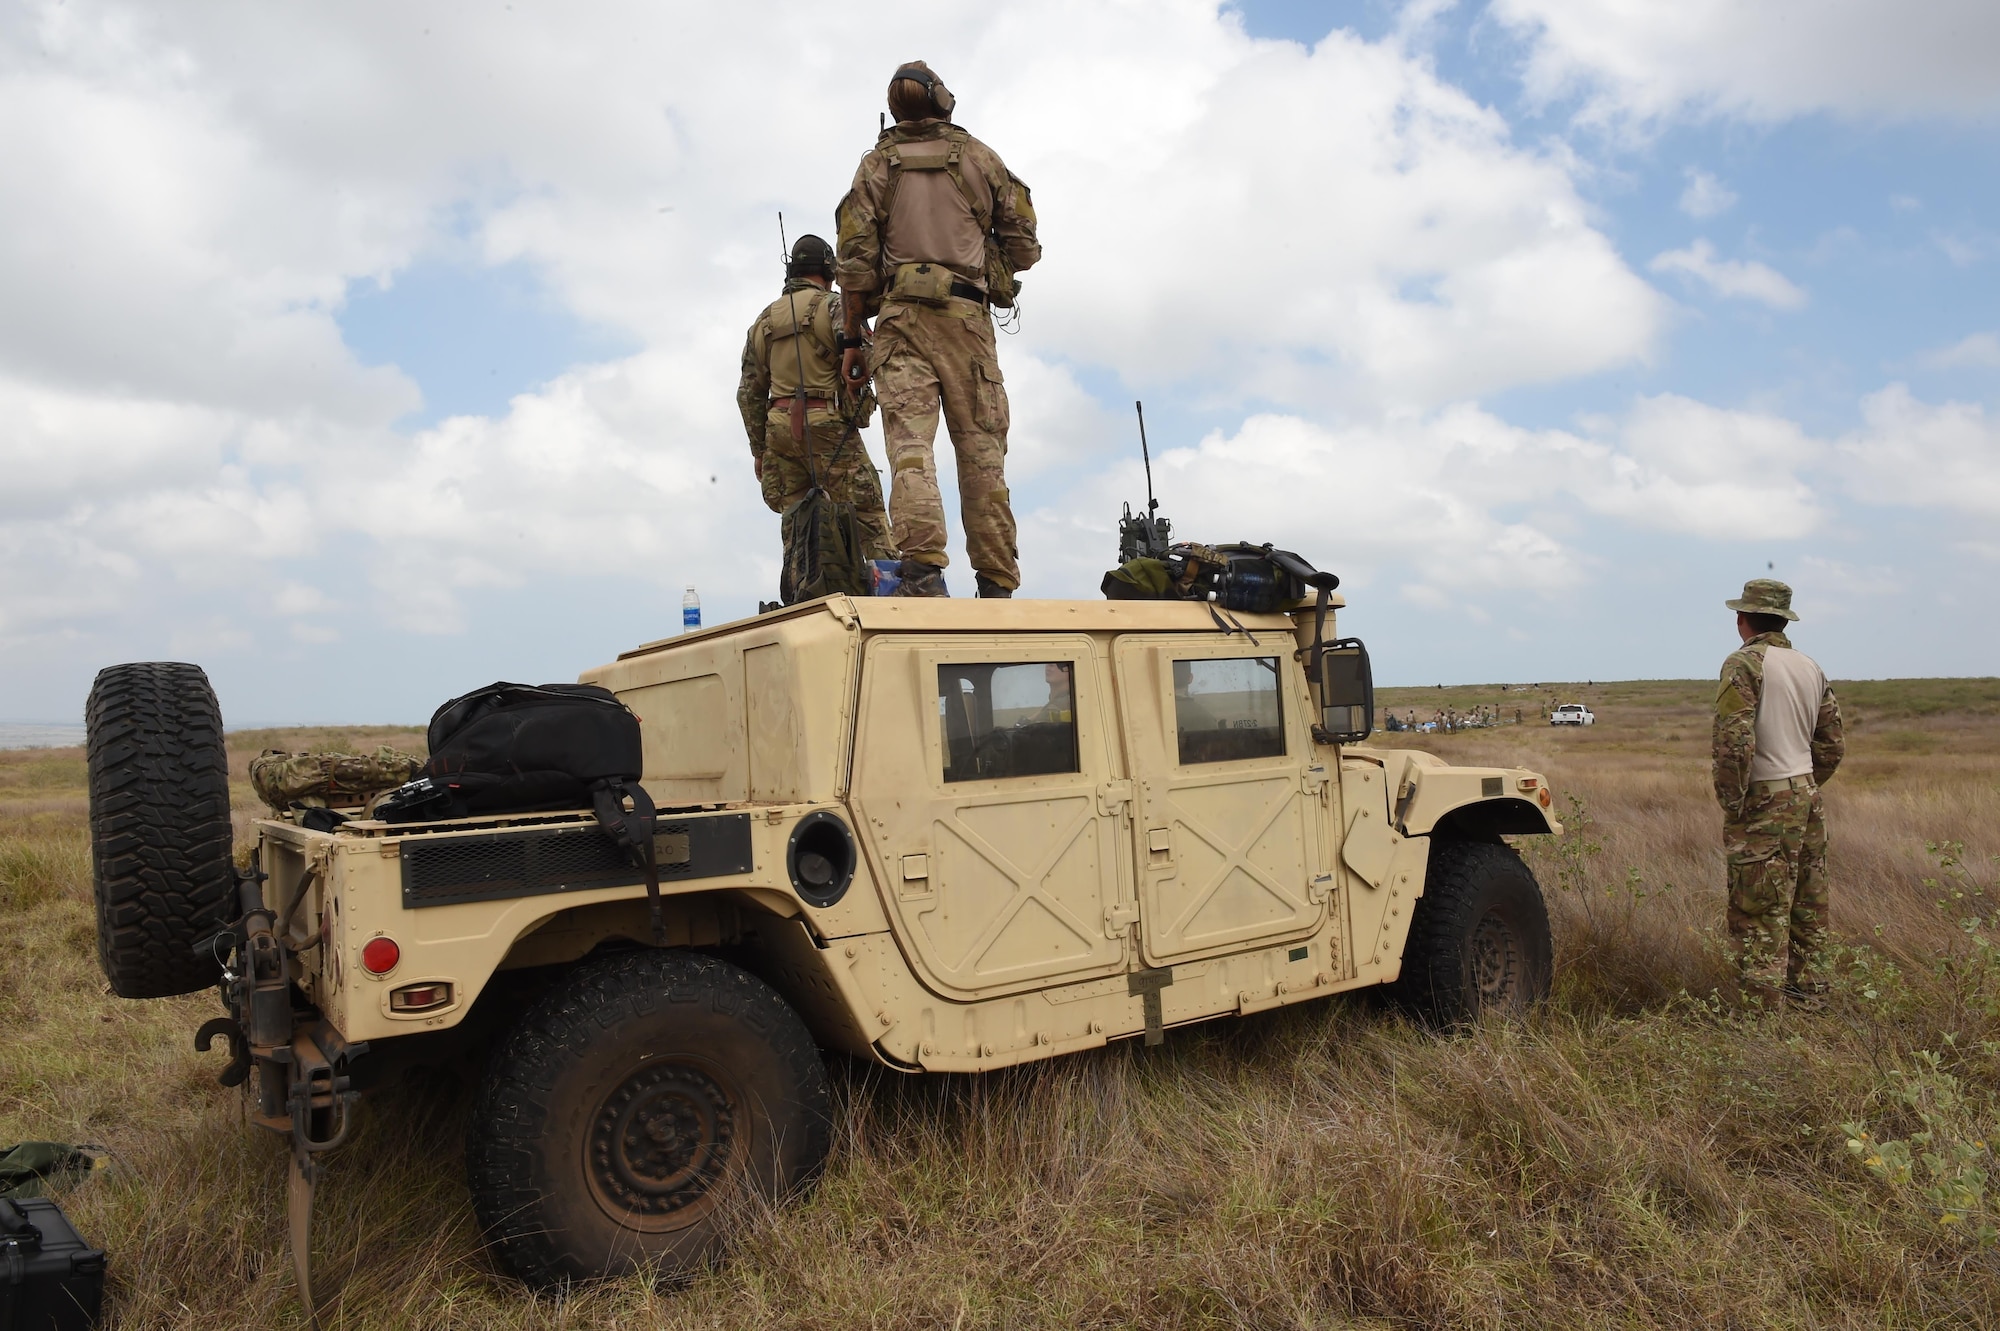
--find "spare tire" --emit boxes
[86,662,235,999]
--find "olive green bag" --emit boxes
[779,424,872,605]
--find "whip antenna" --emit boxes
[1135,400,1157,519]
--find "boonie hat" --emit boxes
[1726,578,1799,621]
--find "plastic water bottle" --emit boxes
[682,586,701,633]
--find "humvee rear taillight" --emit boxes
[390,982,453,1013]
[361,936,400,975]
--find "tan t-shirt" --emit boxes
[1749,645,1826,781]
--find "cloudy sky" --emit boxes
[3,0,1997,723]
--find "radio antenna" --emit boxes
[1135,400,1158,518]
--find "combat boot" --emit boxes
[1783,980,1830,1014]
[893,560,948,598]
[975,575,1014,599]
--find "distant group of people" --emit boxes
[1381,703,1518,733]
[736,61,1039,599]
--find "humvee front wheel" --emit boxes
[466,950,831,1286]
[1391,840,1551,1024]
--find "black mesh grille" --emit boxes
[399,813,755,908]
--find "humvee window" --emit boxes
[938,661,1080,783]
[1173,657,1284,764]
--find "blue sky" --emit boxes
[2,0,1997,722]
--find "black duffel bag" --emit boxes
[377,682,666,938]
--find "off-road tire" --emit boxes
[86,662,235,999]
[1391,839,1551,1024]
[467,949,831,1287]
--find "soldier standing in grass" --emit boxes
[1713,579,1845,1010]
[835,60,1041,598]
[737,234,896,563]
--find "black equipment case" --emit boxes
[0,1196,104,1330]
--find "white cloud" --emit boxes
[0,0,1672,656]
[1031,393,1828,604]
[1649,240,1807,310]
[1009,20,1667,406]
[1678,169,1736,219]
[1495,0,2000,125]
[1839,384,2000,517]
[1580,394,1824,538]
[1931,229,1991,268]
[1917,332,2000,371]
[0,0,1993,713]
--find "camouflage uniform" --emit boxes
[736,279,895,560]
[836,111,1040,590]
[1712,580,1844,1005]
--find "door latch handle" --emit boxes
[1096,780,1134,816]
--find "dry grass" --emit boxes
[3,683,1998,1330]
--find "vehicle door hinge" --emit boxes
[1307,872,1334,904]
[1096,779,1135,816]
[1103,899,1140,938]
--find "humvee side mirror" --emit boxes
[1314,638,1373,744]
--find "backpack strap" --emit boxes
[590,779,662,945]
[941,129,992,231]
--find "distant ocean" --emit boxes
[0,723,87,751]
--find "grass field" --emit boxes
[3,681,1998,1329]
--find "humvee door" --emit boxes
[852,635,1133,1000]
[1113,635,1330,967]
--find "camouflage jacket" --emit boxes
[736,281,848,454]
[1711,631,1844,817]
[834,118,1040,296]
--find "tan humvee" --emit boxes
[94,595,1560,1289]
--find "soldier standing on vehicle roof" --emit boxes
[1712,579,1845,1011]
[834,60,1041,599]
[737,234,896,562]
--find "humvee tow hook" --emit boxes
[194,1016,251,1087]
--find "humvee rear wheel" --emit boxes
[85,661,235,999]
[467,950,830,1286]
[1391,840,1551,1024]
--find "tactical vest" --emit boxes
[878,126,1019,308]
[758,286,840,399]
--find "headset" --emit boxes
[890,62,954,118]
[786,234,835,280]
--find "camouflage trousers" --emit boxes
[1724,778,1830,1003]
[759,410,895,560]
[869,298,1019,589]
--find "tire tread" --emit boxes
[466,949,830,1286]
[85,662,234,999]
[1390,839,1551,1024]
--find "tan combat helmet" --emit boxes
[1726,578,1799,621]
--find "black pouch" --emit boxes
[0,1196,105,1331]
[1205,543,1321,613]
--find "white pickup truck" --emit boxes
[1549,703,1595,726]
